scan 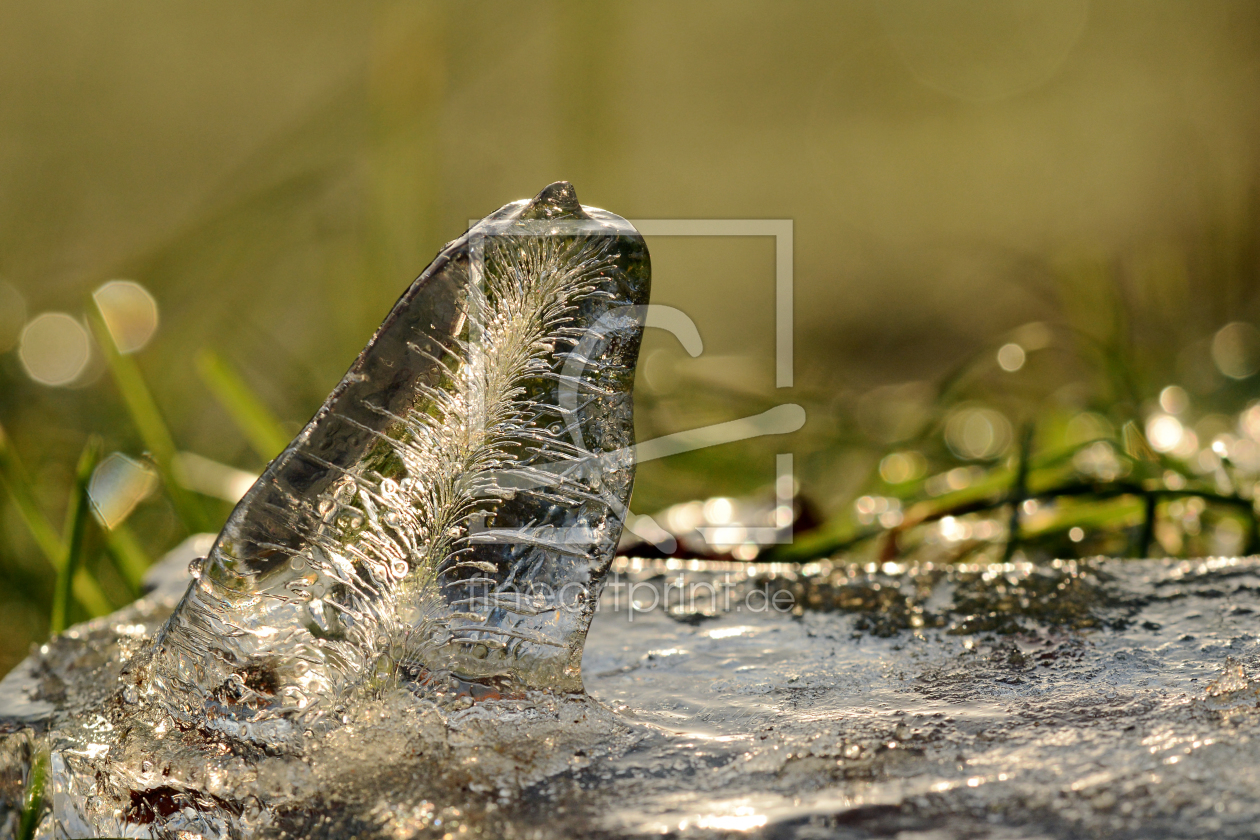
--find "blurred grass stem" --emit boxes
[1003,423,1035,562]
[88,306,211,533]
[50,438,103,634]
[196,349,289,462]
[103,522,149,594]
[0,424,112,617]
[17,751,47,840]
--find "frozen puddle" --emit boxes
[4,553,1260,838]
[578,555,1260,838]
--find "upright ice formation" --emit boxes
[144,182,650,738]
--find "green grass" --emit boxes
[196,348,290,462]
[0,425,112,619]
[16,750,46,840]
[50,437,103,634]
[88,306,214,535]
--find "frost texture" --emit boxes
[143,182,650,739]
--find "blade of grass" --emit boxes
[103,521,150,593]
[86,306,212,533]
[1122,420,1159,464]
[1003,422,1035,562]
[196,348,289,462]
[17,751,47,840]
[51,437,102,634]
[0,424,112,616]
[0,424,62,563]
[1138,492,1158,557]
[1021,495,1146,541]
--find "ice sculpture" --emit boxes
[145,182,650,740]
[0,182,650,840]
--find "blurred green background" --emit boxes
[3,1,1260,676]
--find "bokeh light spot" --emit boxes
[1241,402,1260,441]
[1211,321,1260,380]
[1012,321,1053,350]
[945,406,1012,460]
[1171,428,1198,459]
[18,312,91,386]
[93,279,159,353]
[89,453,159,529]
[1159,385,1189,415]
[997,342,1026,372]
[880,450,927,483]
[1146,414,1184,454]
[703,497,735,525]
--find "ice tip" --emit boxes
[520,181,589,221]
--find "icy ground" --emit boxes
[4,541,1260,839]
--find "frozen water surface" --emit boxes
[6,549,1260,838]
[581,556,1260,838]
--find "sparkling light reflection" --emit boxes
[1159,385,1189,415]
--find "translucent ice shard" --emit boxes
[143,181,650,738]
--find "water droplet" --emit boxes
[380,478,399,497]
[373,655,394,681]
[188,557,205,579]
